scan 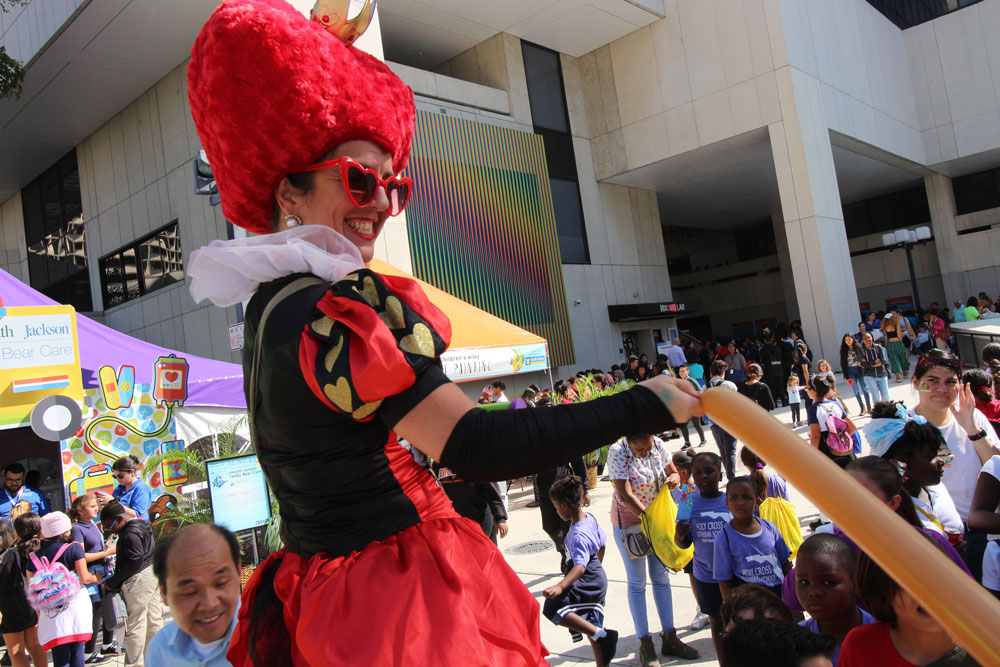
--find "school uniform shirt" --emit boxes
[566,513,606,567]
[765,471,789,501]
[112,479,153,521]
[712,518,791,587]
[0,487,46,523]
[800,608,876,667]
[909,406,998,520]
[688,494,732,583]
[839,622,978,667]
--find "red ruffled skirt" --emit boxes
[227,516,549,666]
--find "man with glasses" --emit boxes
[0,463,47,524]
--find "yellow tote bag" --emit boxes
[641,487,694,571]
[759,496,803,560]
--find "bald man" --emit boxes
[146,524,241,666]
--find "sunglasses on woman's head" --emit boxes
[299,156,411,216]
[917,356,962,370]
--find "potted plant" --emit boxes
[575,374,632,488]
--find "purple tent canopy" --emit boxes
[0,268,246,409]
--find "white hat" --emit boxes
[40,512,72,538]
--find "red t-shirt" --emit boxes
[839,623,913,667]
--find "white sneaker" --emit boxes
[690,608,710,630]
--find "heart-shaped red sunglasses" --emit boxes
[299,156,412,216]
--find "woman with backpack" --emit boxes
[0,519,46,667]
[25,512,97,667]
[807,376,858,469]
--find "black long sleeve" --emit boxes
[440,385,677,482]
[104,521,152,591]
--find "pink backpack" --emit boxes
[26,544,81,613]
[824,411,853,454]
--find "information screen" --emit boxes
[205,454,271,533]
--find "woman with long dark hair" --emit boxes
[840,333,872,416]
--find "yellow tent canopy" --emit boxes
[369,259,550,383]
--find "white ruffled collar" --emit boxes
[187,226,364,307]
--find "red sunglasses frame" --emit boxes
[299,156,412,216]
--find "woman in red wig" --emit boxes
[186,2,702,665]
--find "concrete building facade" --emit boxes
[3,0,1000,374]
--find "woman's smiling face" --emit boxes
[277,140,393,263]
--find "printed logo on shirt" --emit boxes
[742,553,782,580]
[693,510,732,540]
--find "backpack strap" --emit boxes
[52,542,73,564]
[27,551,43,572]
[249,276,326,447]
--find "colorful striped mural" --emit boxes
[405,110,575,368]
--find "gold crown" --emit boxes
[310,0,376,46]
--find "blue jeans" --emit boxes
[863,375,890,403]
[847,366,871,411]
[612,525,675,638]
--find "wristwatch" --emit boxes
[970,429,989,441]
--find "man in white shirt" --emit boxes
[491,381,509,403]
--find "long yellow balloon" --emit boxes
[701,387,1000,665]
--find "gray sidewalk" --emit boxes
[500,368,921,665]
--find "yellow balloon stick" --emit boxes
[700,387,1000,665]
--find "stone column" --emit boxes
[769,67,860,361]
[924,173,970,304]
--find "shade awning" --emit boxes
[370,259,549,382]
[0,268,245,410]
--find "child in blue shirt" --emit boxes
[675,451,730,659]
[714,477,792,601]
[542,475,618,666]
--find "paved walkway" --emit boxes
[500,368,921,665]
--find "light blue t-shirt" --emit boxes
[800,608,876,666]
[145,601,239,667]
[688,493,731,582]
[713,518,791,587]
[113,480,153,521]
[566,513,606,567]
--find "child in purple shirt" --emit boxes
[714,477,791,601]
[542,476,617,665]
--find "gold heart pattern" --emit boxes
[323,377,354,412]
[399,323,435,357]
[311,315,334,338]
[379,296,406,330]
[311,270,444,422]
[353,276,381,307]
[324,336,344,372]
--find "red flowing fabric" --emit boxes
[227,518,549,666]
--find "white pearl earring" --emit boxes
[284,213,302,228]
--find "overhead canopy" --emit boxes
[0,268,245,409]
[951,319,1000,368]
[371,260,549,382]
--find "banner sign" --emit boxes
[0,306,82,429]
[441,343,549,382]
[205,454,271,533]
[885,296,915,313]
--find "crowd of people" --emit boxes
[0,455,241,667]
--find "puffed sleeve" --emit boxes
[298,269,452,422]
